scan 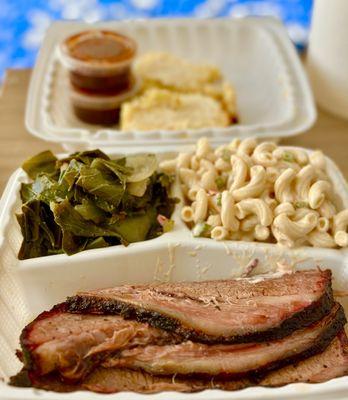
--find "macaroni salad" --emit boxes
[160,138,348,248]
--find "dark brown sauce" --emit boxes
[69,69,132,94]
[63,30,137,123]
[71,37,125,61]
[65,30,136,64]
[73,104,120,126]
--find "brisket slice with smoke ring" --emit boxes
[101,303,345,377]
[67,270,334,344]
[11,332,348,394]
[81,332,348,391]
[18,301,345,382]
[19,303,180,382]
[259,330,348,386]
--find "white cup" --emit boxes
[307,0,348,120]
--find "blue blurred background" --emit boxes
[0,0,313,79]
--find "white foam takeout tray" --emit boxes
[25,18,316,153]
[1,147,348,400]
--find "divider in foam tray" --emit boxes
[0,148,348,400]
[26,18,316,153]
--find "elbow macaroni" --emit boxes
[333,210,348,247]
[177,152,191,169]
[196,137,212,159]
[333,209,348,233]
[181,206,194,222]
[168,137,348,248]
[179,168,197,187]
[309,150,326,170]
[319,200,337,219]
[232,165,266,201]
[200,169,217,191]
[228,155,248,191]
[211,226,229,241]
[274,168,296,203]
[308,180,331,209]
[235,198,273,227]
[272,212,318,247]
[221,191,239,231]
[193,189,208,223]
[240,215,258,232]
[237,137,257,156]
[307,229,336,248]
[266,167,280,183]
[255,225,270,241]
[273,148,308,166]
[274,202,295,217]
[252,142,277,167]
[274,212,318,239]
[295,165,316,201]
[317,217,330,232]
[207,214,222,227]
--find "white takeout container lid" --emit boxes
[25,17,316,154]
[0,146,348,400]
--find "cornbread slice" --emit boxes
[202,81,237,121]
[134,52,237,121]
[135,52,221,92]
[120,88,230,131]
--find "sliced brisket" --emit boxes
[10,269,348,395]
[13,332,348,394]
[18,368,245,394]
[20,303,179,382]
[260,331,348,386]
[101,303,345,376]
[67,270,334,343]
[20,301,344,382]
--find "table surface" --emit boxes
[0,68,347,194]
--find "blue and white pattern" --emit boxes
[0,0,312,79]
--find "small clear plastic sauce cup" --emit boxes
[70,78,140,125]
[58,30,137,94]
[58,29,138,124]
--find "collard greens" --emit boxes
[17,150,176,259]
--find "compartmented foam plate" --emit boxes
[0,147,348,399]
[26,18,316,153]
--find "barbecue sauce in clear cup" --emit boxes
[59,30,137,94]
[58,30,138,125]
[70,77,140,126]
